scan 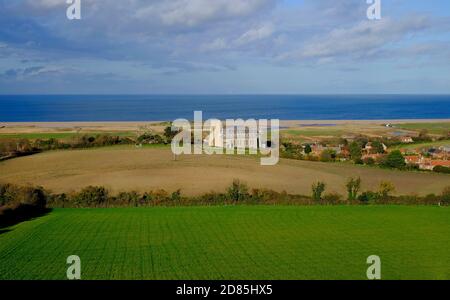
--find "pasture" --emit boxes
[0,146,449,196]
[396,122,450,135]
[0,206,448,280]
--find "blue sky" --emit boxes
[0,0,449,94]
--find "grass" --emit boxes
[0,206,448,280]
[390,139,450,151]
[283,129,344,137]
[396,122,450,135]
[0,146,449,196]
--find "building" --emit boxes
[405,154,450,170]
[363,142,387,154]
[399,136,414,143]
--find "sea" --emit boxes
[1,95,450,122]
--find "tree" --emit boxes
[371,141,385,154]
[164,125,180,142]
[312,181,326,201]
[320,149,335,162]
[434,166,450,174]
[442,186,450,205]
[304,144,312,155]
[384,150,406,169]
[346,177,361,201]
[349,141,362,162]
[378,181,396,200]
[363,157,375,165]
[417,129,431,142]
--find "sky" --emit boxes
[0,0,450,94]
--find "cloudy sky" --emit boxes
[0,0,450,94]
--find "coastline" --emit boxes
[1,119,450,134]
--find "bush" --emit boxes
[434,166,450,174]
[320,149,335,162]
[312,181,326,201]
[442,187,450,205]
[346,177,361,201]
[137,133,165,145]
[171,189,182,202]
[0,183,46,208]
[73,186,109,207]
[322,192,344,205]
[0,184,48,228]
[358,191,379,204]
[227,180,249,203]
[115,191,141,207]
[363,157,375,165]
[378,181,396,201]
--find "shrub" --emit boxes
[346,177,361,201]
[304,144,312,154]
[378,181,396,201]
[0,184,48,228]
[434,166,450,174]
[358,191,379,204]
[137,133,165,145]
[171,189,182,202]
[320,149,335,162]
[442,187,450,205]
[116,191,141,207]
[227,180,249,203]
[311,181,326,201]
[363,157,375,165]
[73,186,109,207]
[0,183,46,208]
[322,192,344,205]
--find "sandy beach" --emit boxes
[1,119,449,134]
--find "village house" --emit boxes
[362,153,383,161]
[363,142,387,154]
[309,143,345,157]
[399,136,414,143]
[404,154,450,170]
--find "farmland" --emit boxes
[396,122,450,135]
[0,146,449,196]
[0,206,448,280]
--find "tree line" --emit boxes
[1,180,449,214]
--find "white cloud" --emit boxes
[135,0,274,27]
[279,16,431,62]
[234,23,274,46]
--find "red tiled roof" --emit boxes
[431,160,450,167]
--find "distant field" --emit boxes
[391,139,450,151]
[283,129,344,137]
[0,132,134,140]
[396,122,450,134]
[0,206,448,280]
[0,146,448,196]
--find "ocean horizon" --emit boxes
[1,94,450,122]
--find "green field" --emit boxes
[397,122,450,135]
[391,139,450,151]
[0,206,449,280]
[283,129,344,137]
[0,132,134,140]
